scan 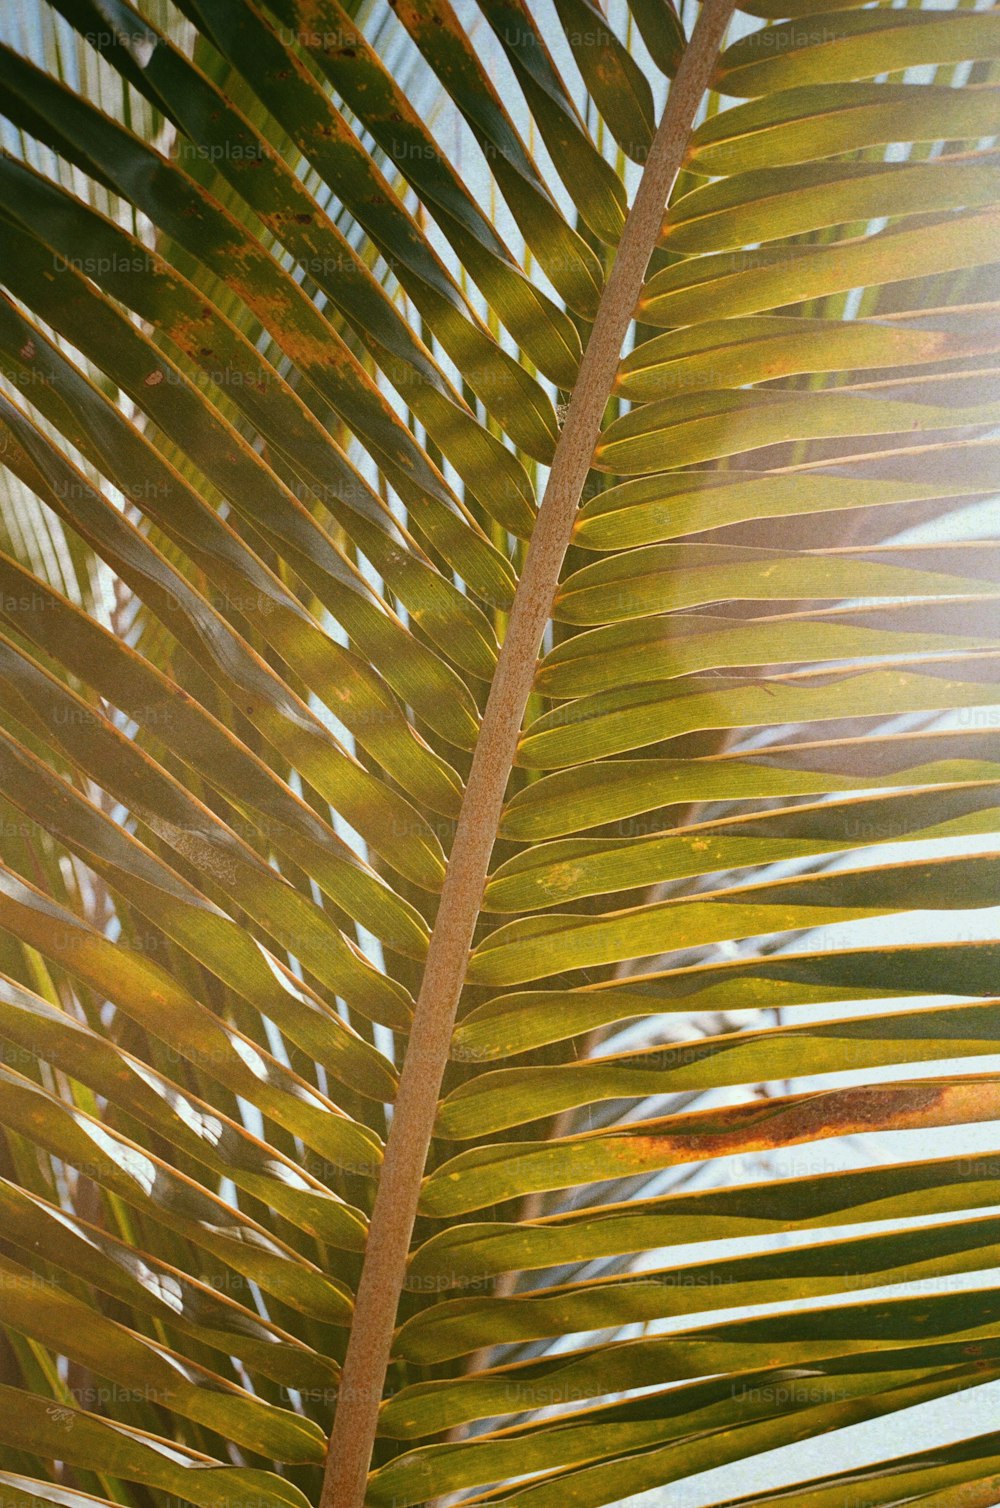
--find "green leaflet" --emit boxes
[0,288,488,730]
[537,607,997,697]
[518,664,1000,768]
[439,999,1000,1137]
[395,1210,1000,1361]
[0,215,501,680]
[409,1149,1000,1282]
[0,154,518,616]
[0,1251,326,1462]
[640,210,1000,326]
[479,0,629,245]
[487,783,1000,910]
[0,627,416,1018]
[420,1074,1000,1214]
[0,723,403,1084]
[454,939,1000,1059]
[662,152,1000,256]
[574,453,1000,549]
[707,1429,1000,1508]
[0,1178,337,1390]
[556,542,1000,624]
[0,1476,121,1508]
[0,152,513,607]
[627,0,686,76]
[324,0,604,317]
[0,40,541,534]
[688,82,1000,175]
[0,861,381,1182]
[715,9,1000,97]
[381,1284,1000,1435]
[0,971,375,1233]
[738,0,920,15]
[0,1386,311,1508]
[502,743,1000,840]
[551,0,655,161]
[595,387,1000,476]
[0,397,453,888]
[371,1352,1000,1503]
[184,0,584,391]
[0,1063,354,1317]
[618,313,1000,403]
[0,550,429,950]
[469,851,1000,986]
[390,1380,1000,1506]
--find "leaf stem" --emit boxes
[319,6,737,1501]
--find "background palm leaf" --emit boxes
[0,0,998,1505]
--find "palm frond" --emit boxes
[1,1,999,1506]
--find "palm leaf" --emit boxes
[1,0,999,1505]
